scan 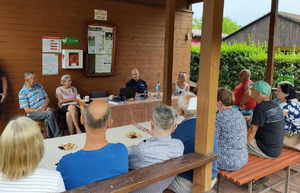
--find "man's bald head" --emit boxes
[131,68,140,81]
[82,100,111,129]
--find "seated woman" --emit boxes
[275,81,300,136]
[173,72,190,96]
[0,116,65,193]
[216,88,248,171]
[56,74,81,134]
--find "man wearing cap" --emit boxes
[233,70,256,115]
[57,100,128,190]
[248,80,285,158]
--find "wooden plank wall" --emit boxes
[224,15,300,47]
[0,0,192,128]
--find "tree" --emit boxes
[222,17,241,34]
[192,18,201,30]
[192,17,240,34]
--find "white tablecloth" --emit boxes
[39,122,151,170]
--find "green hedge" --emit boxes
[191,43,300,91]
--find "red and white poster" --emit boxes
[42,36,61,53]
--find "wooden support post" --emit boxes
[192,0,224,192]
[162,0,176,105]
[265,0,279,85]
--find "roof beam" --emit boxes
[162,0,176,105]
[112,0,165,7]
[193,0,224,191]
[265,0,279,85]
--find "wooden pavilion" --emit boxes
[63,0,280,192]
[0,0,280,192]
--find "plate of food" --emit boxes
[126,131,142,139]
[58,143,77,151]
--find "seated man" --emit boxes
[248,80,285,158]
[168,93,218,193]
[56,100,128,190]
[129,104,183,193]
[18,72,60,137]
[126,68,148,94]
[233,70,256,115]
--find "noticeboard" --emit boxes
[86,22,116,76]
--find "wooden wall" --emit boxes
[0,0,192,126]
[224,15,300,47]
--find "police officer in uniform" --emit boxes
[126,68,148,94]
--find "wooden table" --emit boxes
[95,96,178,127]
[40,122,151,170]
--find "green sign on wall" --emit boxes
[62,37,80,45]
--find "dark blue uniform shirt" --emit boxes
[126,79,148,94]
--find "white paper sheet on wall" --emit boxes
[88,26,113,55]
[95,54,112,73]
[42,53,59,75]
[42,37,61,53]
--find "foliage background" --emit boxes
[192,17,241,34]
[190,43,300,91]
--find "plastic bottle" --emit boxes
[155,81,161,99]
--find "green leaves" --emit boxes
[190,43,300,91]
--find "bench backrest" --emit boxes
[64,153,216,193]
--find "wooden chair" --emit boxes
[217,147,300,193]
[36,120,48,138]
[64,153,216,193]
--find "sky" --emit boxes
[192,0,300,26]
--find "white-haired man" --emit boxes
[168,92,218,193]
[18,72,60,137]
[129,104,184,193]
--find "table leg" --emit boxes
[248,181,253,193]
[285,166,291,193]
[217,174,221,193]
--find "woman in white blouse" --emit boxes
[0,116,65,193]
[56,74,81,134]
[174,72,190,96]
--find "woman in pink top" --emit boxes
[56,74,81,134]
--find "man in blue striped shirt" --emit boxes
[18,72,60,137]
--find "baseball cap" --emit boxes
[250,80,271,96]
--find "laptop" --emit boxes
[119,87,136,100]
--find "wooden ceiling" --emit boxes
[114,0,202,7]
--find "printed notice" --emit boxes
[42,53,59,75]
[42,37,61,53]
[88,25,113,55]
[95,54,112,73]
[94,9,107,21]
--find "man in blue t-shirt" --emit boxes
[56,100,128,190]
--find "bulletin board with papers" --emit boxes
[86,22,116,76]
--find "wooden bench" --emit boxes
[64,152,217,193]
[217,147,300,193]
